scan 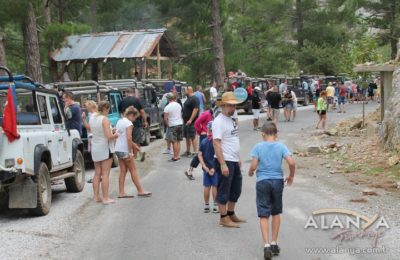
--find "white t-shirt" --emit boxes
[115,117,133,153]
[212,113,240,162]
[291,91,298,103]
[210,87,218,100]
[164,101,183,127]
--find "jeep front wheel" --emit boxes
[155,124,164,139]
[142,128,151,146]
[30,162,51,216]
[65,150,85,192]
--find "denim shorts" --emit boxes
[203,171,218,187]
[256,179,284,217]
[115,151,129,159]
[338,96,346,105]
[215,160,242,204]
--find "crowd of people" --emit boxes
[60,71,300,260]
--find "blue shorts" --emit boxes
[203,171,218,187]
[256,179,284,217]
[215,160,242,204]
[338,96,346,105]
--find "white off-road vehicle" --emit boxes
[0,68,85,216]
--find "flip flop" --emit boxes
[137,192,152,197]
[117,195,134,198]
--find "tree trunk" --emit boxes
[388,0,398,59]
[22,3,43,83]
[211,0,226,89]
[296,0,304,50]
[90,0,98,33]
[57,0,64,24]
[44,0,58,82]
[0,35,7,75]
[44,0,51,25]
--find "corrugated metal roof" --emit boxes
[52,29,174,62]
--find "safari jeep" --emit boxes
[51,81,122,166]
[0,68,85,216]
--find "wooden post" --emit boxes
[98,62,103,80]
[157,43,161,79]
[141,58,147,79]
[168,59,173,79]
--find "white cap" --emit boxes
[254,87,261,91]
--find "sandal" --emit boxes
[137,192,152,197]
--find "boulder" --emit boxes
[307,146,322,154]
[387,155,400,166]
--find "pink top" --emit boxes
[194,110,213,135]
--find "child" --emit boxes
[198,121,219,214]
[115,107,152,198]
[248,122,295,260]
[316,90,327,130]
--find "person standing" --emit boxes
[212,92,245,228]
[82,100,97,184]
[62,91,82,136]
[115,107,152,198]
[184,105,215,180]
[316,90,327,130]
[194,85,206,114]
[182,87,199,157]
[89,101,119,204]
[338,83,347,113]
[282,90,293,122]
[164,93,183,162]
[252,87,262,130]
[198,121,219,214]
[118,88,148,161]
[290,89,297,121]
[326,82,335,111]
[267,86,281,125]
[248,122,295,260]
[235,69,247,88]
[209,82,218,106]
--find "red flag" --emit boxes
[2,84,20,142]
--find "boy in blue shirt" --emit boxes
[248,122,295,260]
[198,121,219,214]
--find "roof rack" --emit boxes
[0,66,44,90]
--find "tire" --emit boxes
[111,153,119,168]
[155,124,164,139]
[30,162,51,216]
[142,128,151,146]
[65,150,85,192]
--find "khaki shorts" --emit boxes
[272,108,280,120]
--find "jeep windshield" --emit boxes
[0,89,39,125]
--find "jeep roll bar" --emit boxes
[0,66,43,90]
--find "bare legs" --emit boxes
[93,158,114,204]
[185,137,197,154]
[204,186,217,204]
[316,114,327,130]
[173,141,181,159]
[118,158,150,196]
[260,215,281,245]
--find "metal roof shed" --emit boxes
[51,29,177,80]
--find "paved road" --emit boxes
[2,102,395,260]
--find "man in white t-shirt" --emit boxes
[212,92,246,228]
[209,82,218,104]
[164,93,183,162]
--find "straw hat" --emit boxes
[216,91,241,106]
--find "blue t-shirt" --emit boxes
[250,141,291,182]
[199,137,215,169]
[194,91,204,113]
[66,103,82,136]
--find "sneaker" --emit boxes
[212,207,219,214]
[184,170,195,180]
[168,158,181,162]
[271,244,280,256]
[219,216,240,228]
[264,247,272,260]
[163,149,171,154]
[204,206,210,213]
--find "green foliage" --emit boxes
[42,23,91,49]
